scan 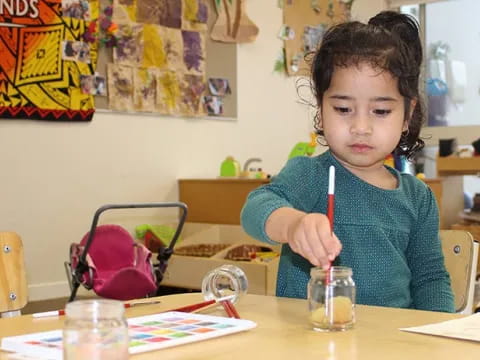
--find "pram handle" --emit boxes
[69,202,188,302]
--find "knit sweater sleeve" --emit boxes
[240,156,323,245]
[406,185,455,313]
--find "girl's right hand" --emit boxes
[286,213,342,268]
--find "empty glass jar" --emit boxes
[63,299,129,360]
[201,264,248,304]
[308,266,356,331]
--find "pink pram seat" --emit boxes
[67,202,187,302]
[71,225,157,301]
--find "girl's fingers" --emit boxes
[293,230,319,266]
[288,213,342,267]
[300,223,330,268]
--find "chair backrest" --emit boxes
[0,232,28,317]
[440,230,479,314]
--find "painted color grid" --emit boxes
[1,312,257,359]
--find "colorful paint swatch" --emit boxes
[0,312,257,359]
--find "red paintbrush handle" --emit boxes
[327,194,334,233]
[221,300,240,319]
[169,299,216,313]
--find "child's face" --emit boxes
[320,63,411,171]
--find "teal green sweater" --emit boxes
[241,151,455,312]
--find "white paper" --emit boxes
[400,313,480,342]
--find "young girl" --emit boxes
[241,11,454,312]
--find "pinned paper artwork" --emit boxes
[157,70,181,114]
[142,24,168,68]
[134,68,157,112]
[112,0,137,23]
[114,23,144,66]
[182,30,205,73]
[182,0,208,31]
[145,26,185,71]
[203,95,223,116]
[162,28,186,70]
[208,78,231,96]
[180,74,206,115]
[135,0,182,28]
[108,64,134,111]
[211,0,259,43]
[62,0,91,20]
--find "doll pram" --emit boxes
[65,202,187,302]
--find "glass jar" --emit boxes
[308,266,356,332]
[63,299,129,360]
[201,264,248,304]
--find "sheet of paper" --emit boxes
[400,313,480,342]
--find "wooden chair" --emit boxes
[440,230,479,314]
[0,232,28,317]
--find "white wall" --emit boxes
[0,0,386,301]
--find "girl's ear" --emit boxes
[404,98,417,131]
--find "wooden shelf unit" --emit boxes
[178,178,269,225]
[437,156,480,177]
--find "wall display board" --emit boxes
[0,0,237,121]
[283,0,353,76]
[93,0,238,119]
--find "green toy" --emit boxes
[220,156,241,177]
[288,133,317,159]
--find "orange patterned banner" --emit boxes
[0,0,97,121]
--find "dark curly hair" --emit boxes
[310,11,425,159]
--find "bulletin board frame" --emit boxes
[283,0,351,76]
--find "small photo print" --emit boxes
[62,0,90,20]
[94,75,107,96]
[203,95,223,116]
[80,74,94,94]
[62,40,91,63]
[303,24,325,53]
[208,78,231,97]
[277,24,295,40]
[80,75,107,96]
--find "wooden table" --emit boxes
[1,293,478,359]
